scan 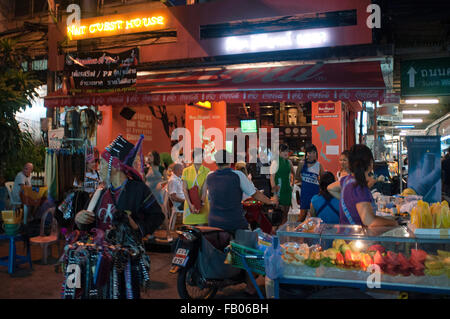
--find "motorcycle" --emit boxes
[170,203,283,299]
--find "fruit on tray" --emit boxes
[340,244,351,255]
[442,201,450,228]
[333,239,346,251]
[410,249,428,264]
[360,253,373,271]
[411,200,450,229]
[437,250,450,258]
[321,248,339,260]
[397,253,412,276]
[425,268,445,276]
[422,251,450,277]
[373,250,385,268]
[344,249,353,267]
[336,252,345,266]
[368,244,386,254]
[401,188,416,196]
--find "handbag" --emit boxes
[188,173,202,211]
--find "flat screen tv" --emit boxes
[240,119,258,133]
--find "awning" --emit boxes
[44,61,386,107]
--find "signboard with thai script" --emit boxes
[401,57,450,96]
[65,49,139,94]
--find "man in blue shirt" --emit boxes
[205,150,277,233]
[204,149,277,296]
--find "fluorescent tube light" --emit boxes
[404,99,439,104]
[401,118,423,123]
[402,110,430,114]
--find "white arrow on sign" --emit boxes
[407,67,417,88]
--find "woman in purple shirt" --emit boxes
[327,144,397,228]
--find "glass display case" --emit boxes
[273,222,450,297]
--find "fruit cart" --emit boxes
[269,222,450,298]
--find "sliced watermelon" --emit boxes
[336,252,345,266]
[410,267,425,276]
[344,250,353,267]
[409,259,425,270]
[385,251,399,266]
[397,253,412,276]
[373,250,385,266]
[410,249,427,264]
[368,244,386,254]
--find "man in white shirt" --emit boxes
[168,163,185,213]
[12,162,33,203]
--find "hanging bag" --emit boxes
[188,172,202,211]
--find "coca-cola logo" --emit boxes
[291,91,304,100]
[338,91,351,100]
[180,94,199,102]
[307,91,330,100]
[205,93,217,100]
[246,93,259,100]
[166,94,177,103]
[262,92,284,100]
[355,90,380,100]
[141,94,153,103]
[219,92,241,100]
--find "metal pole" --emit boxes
[359,102,365,144]
[399,136,403,194]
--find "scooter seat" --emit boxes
[195,226,226,233]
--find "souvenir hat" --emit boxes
[101,135,145,181]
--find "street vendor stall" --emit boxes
[267,216,450,298]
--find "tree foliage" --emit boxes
[0,38,43,180]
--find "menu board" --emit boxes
[65,48,139,93]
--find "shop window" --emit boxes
[15,0,31,17]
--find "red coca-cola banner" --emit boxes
[44,88,385,107]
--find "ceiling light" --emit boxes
[402,110,430,114]
[404,99,439,104]
[401,118,423,123]
[395,125,414,129]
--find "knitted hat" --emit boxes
[101,135,145,181]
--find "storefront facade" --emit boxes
[44,0,390,173]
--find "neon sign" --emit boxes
[224,29,329,54]
[67,15,165,40]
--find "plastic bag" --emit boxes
[254,228,273,252]
[264,237,283,280]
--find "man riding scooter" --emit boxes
[204,149,278,296]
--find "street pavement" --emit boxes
[0,238,265,299]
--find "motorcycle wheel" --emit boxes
[177,267,218,299]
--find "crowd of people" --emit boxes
[143,142,399,237]
[5,139,401,299]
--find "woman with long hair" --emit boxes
[145,150,165,205]
[310,171,340,224]
[337,150,351,181]
[328,144,397,227]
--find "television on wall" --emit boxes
[240,119,258,133]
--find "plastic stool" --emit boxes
[0,234,33,274]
